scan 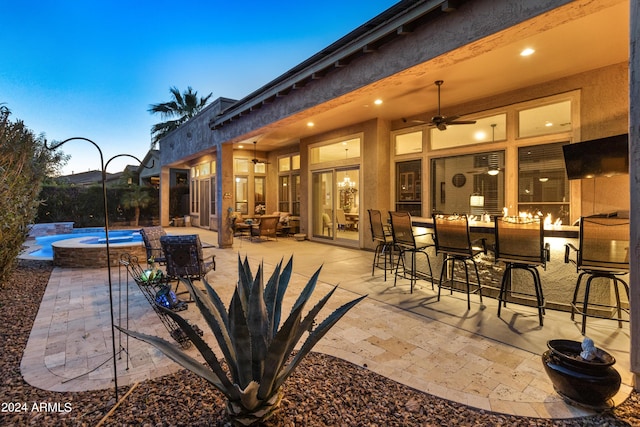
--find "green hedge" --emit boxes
[36,184,160,228]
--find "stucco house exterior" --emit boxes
[156,0,639,388]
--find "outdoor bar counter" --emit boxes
[409,217,623,313]
[411,216,579,238]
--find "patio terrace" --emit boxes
[20,227,632,419]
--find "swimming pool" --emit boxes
[30,229,142,258]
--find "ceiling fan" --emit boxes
[251,141,269,164]
[427,80,476,131]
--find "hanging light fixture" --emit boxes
[487,123,500,176]
[338,149,356,188]
[469,193,485,207]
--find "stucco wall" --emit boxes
[393,62,629,220]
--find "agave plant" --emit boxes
[118,255,365,425]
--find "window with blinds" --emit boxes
[518,142,570,224]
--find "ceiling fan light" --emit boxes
[487,167,500,176]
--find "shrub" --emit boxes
[0,106,64,286]
[120,255,366,425]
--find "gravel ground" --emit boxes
[2,260,639,426]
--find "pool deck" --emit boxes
[19,227,633,419]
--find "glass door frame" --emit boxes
[311,167,360,246]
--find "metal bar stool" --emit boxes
[432,214,486,310]
[368,209,396,281]
[565,216,630,335]
[388,211,435,293]
[494,216,549,326]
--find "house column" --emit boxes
[629,0,639,390]
[216,143,234,248]
[160,166,171,227]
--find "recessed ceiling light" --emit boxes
[545,121,553,127]
[307,122,314,127]
[374,99,383,105]
[520,48,535,57]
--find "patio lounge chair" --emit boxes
[250,215,280,241]
[160,234,216,297]
[140,226,167,265]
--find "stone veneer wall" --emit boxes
[28,222,76,238]
[53,243,146,268]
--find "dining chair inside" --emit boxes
[564,216,630,335]
[389,211,434,293]
[432,214,486,310]
[336,208,354,231]
[494,216,549,326]
[368,209,396,281]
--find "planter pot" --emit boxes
[542,339,621,410]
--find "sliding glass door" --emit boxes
[312,168,359,244]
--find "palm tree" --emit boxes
[148,86,213,148]
[120,186,152,226]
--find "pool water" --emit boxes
[30,229,142,258]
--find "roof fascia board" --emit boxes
[210,0,448,129]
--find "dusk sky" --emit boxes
[1,0,397,175]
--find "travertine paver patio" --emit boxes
[20,228,632,418]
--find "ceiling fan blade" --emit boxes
[448,119,477,125]
[428,80,477,129]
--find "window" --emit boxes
[518,142,570,224]
[235,158,250,173]
[235,176,248,214]
[254,162,266,174]
[279,154,301,215]
[310,138,360,164]
[210,176,216,217]
[431,151,505,216]
[279,176,289,212]
[291,174,300,216]
[254,176,265,213]
[209,161,216,216]
[431,114,506,150]
[395,131,422,155]
[396,160,422,216]
[278,157,290,172]
[519,100,571,138]
[291,155,300,170]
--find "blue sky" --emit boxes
[1,0,397,175]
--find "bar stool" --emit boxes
[368,209,396,280]
[494,216,549,326]
[432,214,486,310]
[388,211,434,293]
[564,216,630,335]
